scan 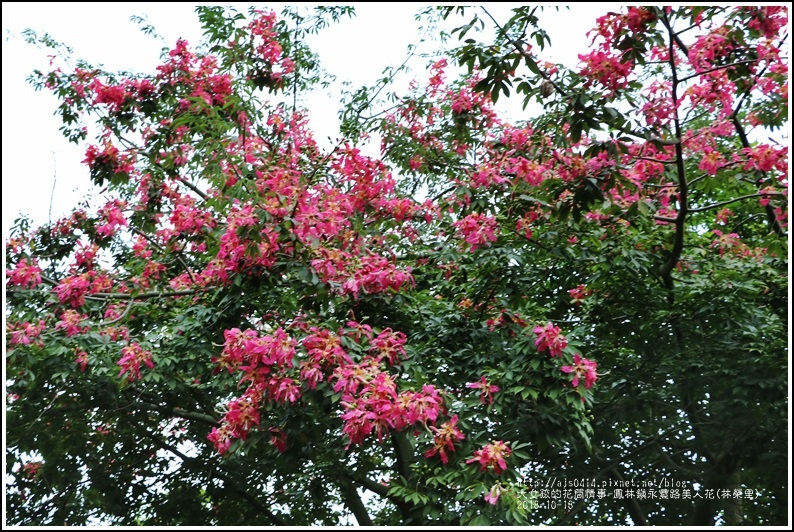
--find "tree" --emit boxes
[5,5,788,526]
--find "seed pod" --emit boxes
[539,79,555,98]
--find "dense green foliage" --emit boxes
[5,5,788,526]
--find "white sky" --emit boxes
[1,3,604,237]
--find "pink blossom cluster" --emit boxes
[425,415,465,464]
[533,322,568,357]
[561,353,598,389]
[340,376,444,447]
[466,440,512,474]
[55,310,89,337]
[7,320,46,346]
[578,50,633,95]
[96,199,128,238]
[6,258,42,288]
[117,342,154,381]
[453,213,499,251]
[465,375,500,405]
[310,249,414,299]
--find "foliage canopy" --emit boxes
[5,5,789,526]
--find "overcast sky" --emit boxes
[1,3,603,238]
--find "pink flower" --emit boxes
[562,353,598,389]
[22,461,43,479]
[453,213,500,251]
[484,483,503,505]
[466,441,512,474]
[208,425,234,455]
[578,50,633,95]
[8,320,46,346]
[223,396,261,437]
[425,415,466,464]
[76,351,89,372]
[568,284,592,305]
[533,323,568,357]
[55,310,89,337]
[465,375,500,405]
[269,426,287,453]
[117,342,154,381]
[53,274,91,308]
[6,258,42,288]
[698,148,725,176]
[96,199,128,238]
[370,328,407,365]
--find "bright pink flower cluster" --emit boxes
[208,327,304,454]
[117,342,154,381]
[453,213,499,251]
[208,395,261,455]
[96,199,128,238]
[561,354,598,389]
[466,440,512,474]
[589,8,656,47]
[213,327,295,375]
[425,415,465,464]
[311,250,414,299]
[508,157,548,186]
[743,6,789,39]
[533,322,568,357]
[76,350,89,372]
[53,274,92,308]
[90,77,131,112]
[578,50,633,95]
[370,328,407,366]
[688,26,734,72]
[6,258,42,288]
[302,327,352,370]
[698,147,726,176]
[55,310,89,337]
[247,9,295,85]
[740,144,788,174]
[710,230,742,256]
[170,195,216,235]
[82,141,134,176]
[466,375,500,405]
[7,320,46,346]
[339,375,444,447]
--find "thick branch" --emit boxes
[391,432,412,483]
[148,433,286,526]
[135,401,220,426]
[659,12,689,279]
[176,176,209,201]
[653,215,678,223]
[86,288,205,301]
[338,477,373,526]
[353,474,390,498]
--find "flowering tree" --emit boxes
[5,6,788,526]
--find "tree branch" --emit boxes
[86,288,206,301]
[338,477,373,526]
[658,12,689,280]
[134,401,220,426]
[728,114,787,238]
[677,60,756,84]
[147,433,286,525]
[688,192,784,214]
